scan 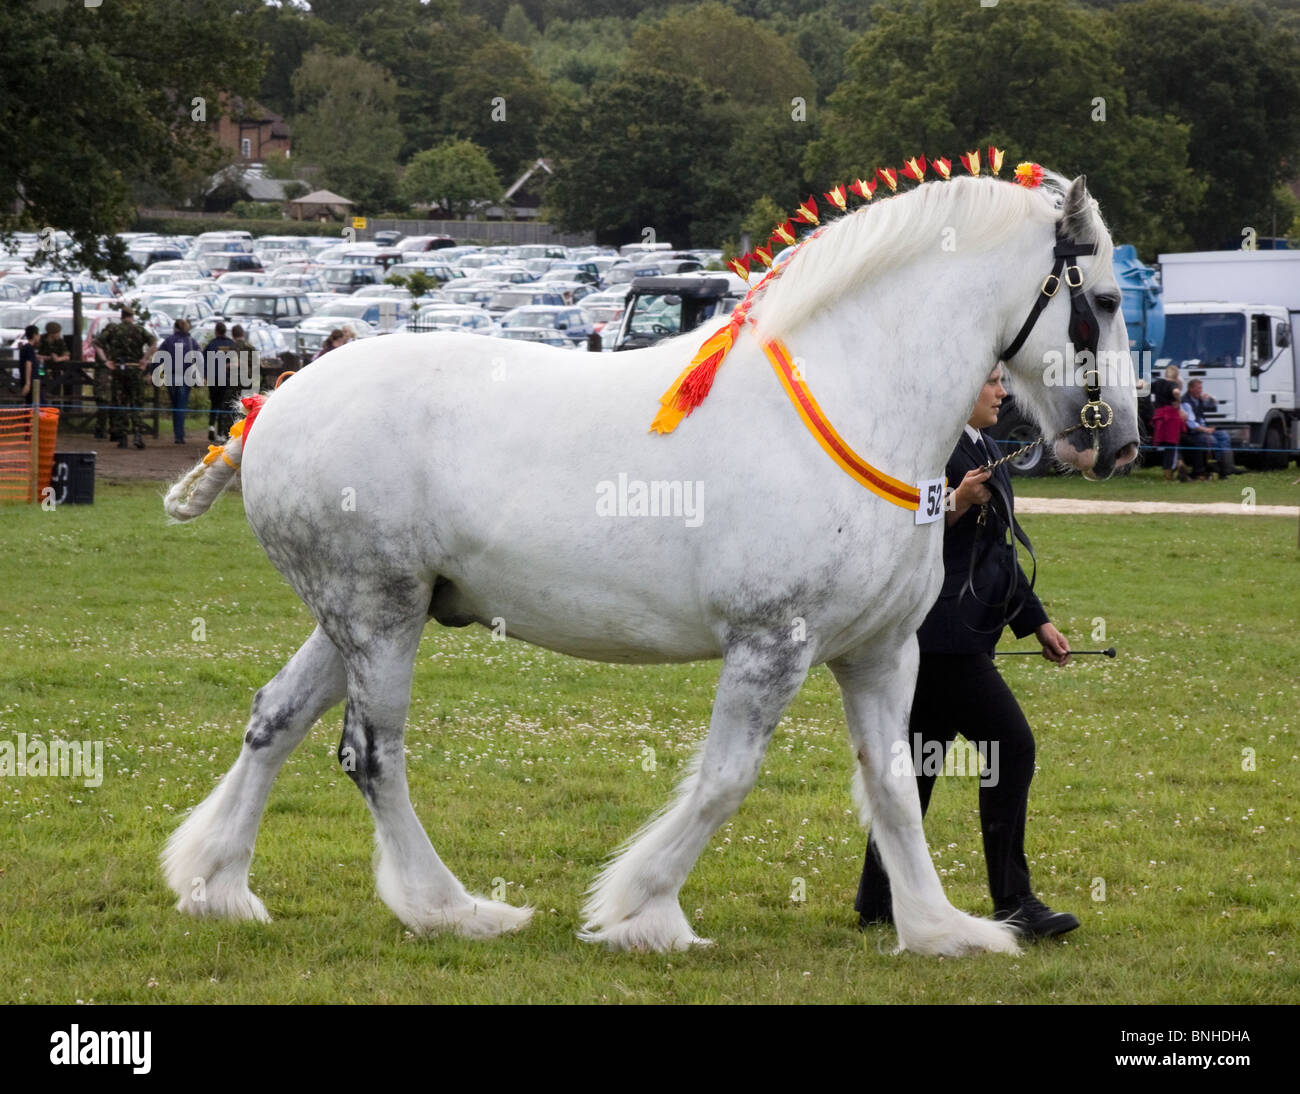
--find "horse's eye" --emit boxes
[1095,295,1120,314]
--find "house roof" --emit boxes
[290,190,354,206]
[504,158,553,204]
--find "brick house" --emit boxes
[213,96,291,163]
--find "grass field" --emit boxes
[1,473,1297,1004]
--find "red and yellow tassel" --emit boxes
[1013,161,1044,188]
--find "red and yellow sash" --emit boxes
[761,338,921,511]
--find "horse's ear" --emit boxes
[1060,175,1092,238]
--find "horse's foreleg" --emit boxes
[829,638,1020,956]
[334,610,531,940]
[580,632,811,952]
[164,625,347,921]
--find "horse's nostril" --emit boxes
[1116,442,1139,467]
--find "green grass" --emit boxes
[0,481,1297,1003]
[1015,462,1299,506]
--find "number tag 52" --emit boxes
[915,477,945,525]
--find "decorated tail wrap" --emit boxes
[651,148,1045,517]
[164,392,269,521]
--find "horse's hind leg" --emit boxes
[829,637,1020,956]
[580,632,812,952]
[329,602,531,939]
[164,625,347,920]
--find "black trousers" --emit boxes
[856,652,1036,915]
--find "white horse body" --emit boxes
[163,173,1139,955]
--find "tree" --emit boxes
[438,39,555,180]
[629,2,815,109]
[0,0,262,276]
[542,68,715,245]
[501,3,539,44]
[806,0,1203,258]
[398,140,503,218]
[291,49,403,211]
[1114,0,1300,248]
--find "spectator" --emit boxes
[1182,379,1240,479]
[155,318,201,444]
[230,324,260,393]
[37,320,70,365]
[204,321,237,442]
[312,327,352,362]
[1149,365,1189,482]
[16,325,40,404]
[93,307,156,448]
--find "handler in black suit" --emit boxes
[856,363,1080,938]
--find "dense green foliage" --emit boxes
[4,0,1300,264]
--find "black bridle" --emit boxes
[958,229,1117,635]
[998,229,1115,451]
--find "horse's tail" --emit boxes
[163,430,247,522]
[164,389,273,522]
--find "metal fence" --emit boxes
[363,219,595,247]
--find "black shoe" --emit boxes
[994,895,1080,939]
[174,438,185,444]
[134,433,146,449]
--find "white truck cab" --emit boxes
[1158,251,1299,468]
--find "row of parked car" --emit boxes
[0,228,731,363]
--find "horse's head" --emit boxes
[999,175,1140,480]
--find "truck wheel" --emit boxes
[1263,423,1289,471]
[1004,423,1050,477]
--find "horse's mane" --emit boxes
[749,171,1113,343]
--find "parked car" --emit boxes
[486,287,568,317]
[536,279,593,304]
[495,327,574,348]
[402,307,497,335]
[132,293,215,324]
[387,260,463,284]
[441,282,498,308]
[477,265,536,284]
[32,275,117,298]
[213,271,268,292]
[397,235,456,253]
[319,263,383,294]
[499,305,593,344]
[267,271,327,294]
[221,288,314,329]
[208,252,265,278]
[294,316,376,356]
[308,296,410,330]
[338,246,405,270]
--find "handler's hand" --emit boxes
[954,467,992,507]
[1036,622,1071,665]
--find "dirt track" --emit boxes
[62,438,213,485]
[1017,497,1299,517]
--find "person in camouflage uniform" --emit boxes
[94,308,156,448]
[230,324,260,397]
[37,321,70,405]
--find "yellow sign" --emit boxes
[352,217,366,230]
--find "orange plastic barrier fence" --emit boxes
[0,406,60,504]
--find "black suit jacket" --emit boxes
[915,430,1049,654]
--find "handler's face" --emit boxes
[968,364,1006,429]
